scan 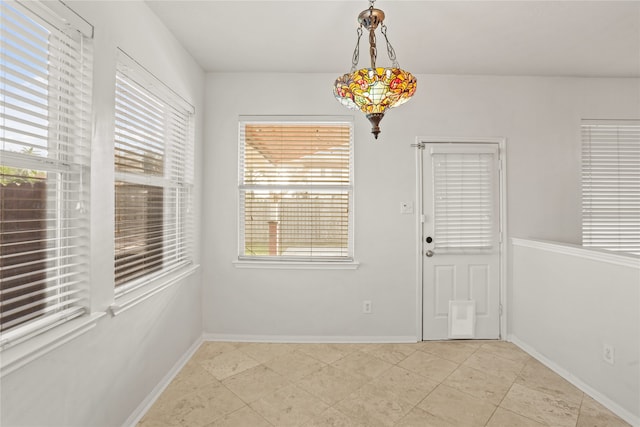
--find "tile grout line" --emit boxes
[480,342,532,426]
[574,392,587,427]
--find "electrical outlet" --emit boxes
[603,343,615,365]
[363,300,372,314]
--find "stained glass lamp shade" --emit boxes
[334,2,417,139]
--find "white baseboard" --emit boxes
[123,335,204,427]
[202,333,418,344]
[508,335,639,427]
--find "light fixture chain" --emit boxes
[351,27,363,72]
[380,23,400,68]
[369,27,377,69]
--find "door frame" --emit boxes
[414,137,508,341]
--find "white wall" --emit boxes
[510,239,640,425]
[0,2,205,426]
[202,73,639,340]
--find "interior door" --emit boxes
[422,143,501,340]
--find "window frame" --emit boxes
[236,116,357,268]
[0,0,102,375]
[112,49,196,297]
[581,119,640,256]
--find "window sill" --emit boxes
[1,312,106,377]
[109,264,200,316]
[233,260,360,270]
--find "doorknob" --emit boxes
[425,250,434,257]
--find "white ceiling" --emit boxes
[146,0,640,77]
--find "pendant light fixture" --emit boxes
[333,0,417,139]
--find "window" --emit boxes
[238,118,354,261]
[582,120,640,255]
[114,50,195,291]
[432,146,498,252]
[0,1,93,345]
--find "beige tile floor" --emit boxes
[138,341,630,427]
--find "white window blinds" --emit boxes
[0,0,93,346]
[582,120,640,255]
[114,50,195,290]
[431,146,498,252]
[238,119,354,261]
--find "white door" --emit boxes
[422,143,501,340]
